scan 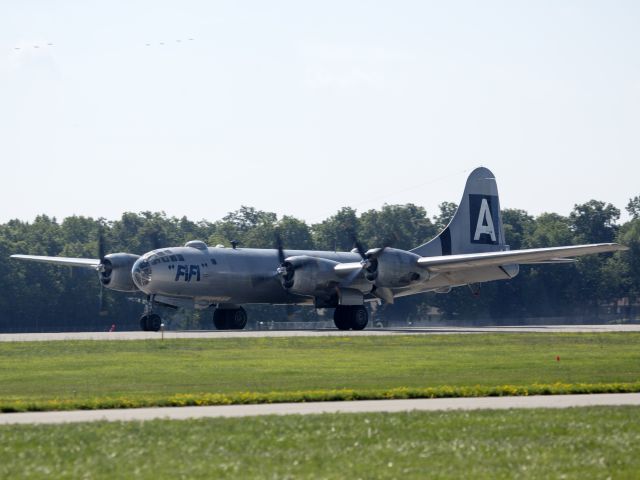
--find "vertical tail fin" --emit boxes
[411,167,507,257]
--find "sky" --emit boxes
[1,1,639,225]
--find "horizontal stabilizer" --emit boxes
[10,254,100,269]
[417,243,627,272]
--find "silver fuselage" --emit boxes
[132,245,514,306]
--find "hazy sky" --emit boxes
[1,1,638,225]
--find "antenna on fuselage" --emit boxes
[230,240,239,250]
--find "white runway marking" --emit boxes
[1,324,639,342]
[1,394,639,425]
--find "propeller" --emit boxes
[350,235,389,282]
[275,233,295,289]
[96,226,110,315]
[274,232,296,318]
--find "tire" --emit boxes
[139,314,161,331]
[213,309,228,330]
[334,305,368,330]
[350,306,368,330]
[333,306,350,330]
[227,307,247,330]
[147,314,162,332]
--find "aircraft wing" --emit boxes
[417,243,627,273]
[334,262,363,276]
[10,254,100,269]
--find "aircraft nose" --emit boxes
[132,257,153,291]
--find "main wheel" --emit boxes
[349,306,368,330]
[213,309,228,330]
[333,305,368,330]
[213,308,248,330]
[333,306,350,330]
[226,307,247,330]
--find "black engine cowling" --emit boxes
[100,253,140,292]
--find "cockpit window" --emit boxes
[177,254,185,261]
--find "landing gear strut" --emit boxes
[333,305,368,331]
[213,307,248,330]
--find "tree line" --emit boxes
[1,197,639,332]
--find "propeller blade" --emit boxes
[275,233,285,264]
[98,284,109,316]
[97,226,106,262]
[351,235,367,260]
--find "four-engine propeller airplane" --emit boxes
[11,167,627,331]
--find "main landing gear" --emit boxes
[213,307,248,330]
[333,305,368,331]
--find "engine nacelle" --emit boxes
[281,255,340,296]
[100,253,140,292]
[368,248,426,288]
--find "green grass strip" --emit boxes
[2,333,640,412]
[3,407,640,478]
[3,381,640,413]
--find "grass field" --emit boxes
[1,333,639,411]
[1,406,639,478]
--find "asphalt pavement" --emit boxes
[1,393,639,425]
[1,324,639,342]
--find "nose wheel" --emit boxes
[140,313,162,331]
[139,295,162,331]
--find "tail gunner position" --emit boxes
[11,168,627,331]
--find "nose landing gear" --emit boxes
[140,313,162,331]
[139,295,162,331]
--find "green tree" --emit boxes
[432,202,458,232]
[570,200,620,244]
[312,207,359,251]
[627,196,640,220]
[358,204,437,251]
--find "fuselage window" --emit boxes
[176,254,185,261]
[210,258,217,265]
[170,255,178,262]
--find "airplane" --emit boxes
[10,167,627,331]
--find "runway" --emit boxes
[1,393,639,425]
[1,324,639,342]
